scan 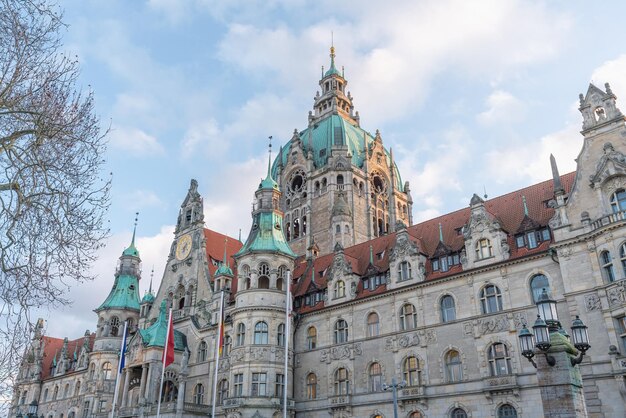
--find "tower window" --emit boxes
[611,189,626,213]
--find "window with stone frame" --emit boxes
[197,340,207,362]
[480,285,503,314]
[254,321,269,344]
[451,408,468,418]
[64,383,70,398]
[445,350,463,382]
[530,274,550,303]
[398,261,412,281]
[621,243,626,278]
[307,326,317,349]
[611,189,626,213]
[497,404,518,417]
[334,280,346,298]
[110,316,120,337]
[251,372,267,396]
[74,381,81,397]
[277,323,285,346]
[409,412,424,418]
[488,343,512,376]
[306,373,317,399]
[82,401,90,418]
[53,386,58,400]
[399,303,418,330]
[403,356,421,386]
[368,362,383,392]
[275,373,285,397]
[217,379,228,404]
[515,228,551,249]
[440,295,456,322]
[236,323,245,346]
[233,373,243,396]
[334,368,349,395]
[432,252,461,272]
[367,312,380,337]
[616,316,626,354]
[102,362,113,380]
[193,383,205,404]
[601,250,616,283]
[223,335,231,356]
[334,319,349,344]
[475,238,493,259]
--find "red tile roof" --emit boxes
[291,172,576,311]
[40,334,95,380]
[204,228,242,301]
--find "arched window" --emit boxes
[89,363,95,380]
[337,174,344,185]
[43,388,48,401]
[488,343,511,376]
[161,379,177,402]
[334,319,349,344]
[307,326,317,349]
[75,381,82,397]
[403,356,420,386]
[610,189,626,213]
[451,408,468,418]
[217,379,228,405]
[64,383,70,398]
[440,295,456,322]
[475,238,493,259]
[277,323,285,346]
[193,383,205,404]
[236,323,246,346]
[398,261,412,281]
[334,280,346,298]
[336,224,341,233]
[498,404,518,417]
[601,250,616,283]
[197,341,207,362]
[258,275,270,289]
[369,362,383,392]
[259,262,270,277]
[367,312,380,337]
[306,373,317,399]
[409,412,424,418]
[53,386,58,400]
[254,321,269,344]
[334,368,349,395]
[110,316,120,337]
[445,350,463,382]
[399,303,417,330]
[480,285,503,313]
[102,362,112,380]
[530,274,550,303]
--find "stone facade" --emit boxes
[10,53,626,418]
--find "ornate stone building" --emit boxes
[11,50,626,418]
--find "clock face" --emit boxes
[175,234,192,260]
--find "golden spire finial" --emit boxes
[330,31,335,60]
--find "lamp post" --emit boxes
[517,288,591,417]
[382,377,406,418]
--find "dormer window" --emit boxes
[515,228,551,249]
[362,273,385,290]
[475,239,493,259]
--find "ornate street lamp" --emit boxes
[518,289,590,367]
[382,377,406,418]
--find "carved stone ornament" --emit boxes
[329,252,353,279]
[590,143,626,188]
[389,230,419,263]
[320,343,362,363]
[419,329,437,344]
[250,347,268,361]
[585,294,602,311]
[608,280,626,307]
[477,315,509,335]
[398,333,420,348]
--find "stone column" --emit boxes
[121,368,131,407]
[536,332,588,417]
[139,364,148,404]
[176,379,186,418]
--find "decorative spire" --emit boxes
[522,196,529,216]
[267,135,272,177]
[222,238,229,267]
[369,245,374,265]
[259,136,279,190]
[438,223,444,242]
[149,266,154,294]
[122,212,140,258]
[238,228,242,243]
[131,212,138,247]
[550,154,564,193]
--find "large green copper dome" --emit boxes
[272,114,404,191]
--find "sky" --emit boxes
[40,0,626,338]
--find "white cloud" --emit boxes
[591,54,626,105]
[109,126,165,156]
[477,90,526,126]
[121,189,164,209]
[181,119,221,159]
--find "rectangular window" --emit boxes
[452,254,460,265]
[516,235,525,248]
[305,295,311,305]
[98,400,107,413]
[440,256,448,272]
[363,278,369,289]
[234,373,244,396]
[275,373,285,397]
[251,373,267,397]
[527,232,537,249]
[617,317,626,353]
[82,401,90,418]
[541,228,551,241]
[432,259,439,271]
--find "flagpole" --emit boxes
[211,290,225,418]
[110,320,128,418]
[283,270,291,418]
[157,308,173,418]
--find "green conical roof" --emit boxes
[95,274,141,312]
[324,45,342,78]
[139,300,187,350]
[236,211,296,258]
[141,291,155,303]
[123,223,140,257]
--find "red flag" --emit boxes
[163,309,174,368]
